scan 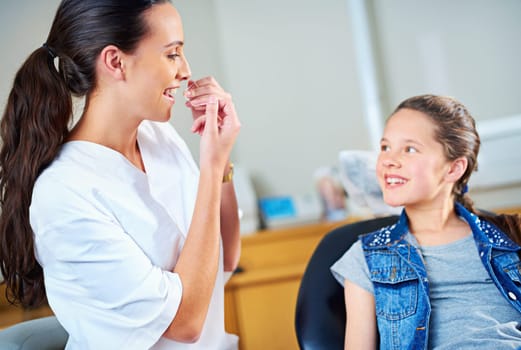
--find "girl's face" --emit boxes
[376,108,454,209]
[123,3,191,122]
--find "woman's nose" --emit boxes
[176,55,191,81]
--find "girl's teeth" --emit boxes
[387,178,406,184]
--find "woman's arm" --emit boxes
[220,178,241,272]
[344,279,378,350]
[164,77,241,342]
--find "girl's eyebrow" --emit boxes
[404,138,424,147]
[380,137,424,146]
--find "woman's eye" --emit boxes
[168,54,180,60]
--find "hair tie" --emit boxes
[42,43,57,59]
[461,184,469,195]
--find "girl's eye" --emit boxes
[405,146,417,153]
[380,144,390,152]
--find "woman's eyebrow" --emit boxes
[164,40,184,48]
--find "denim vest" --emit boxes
[361,203,521,350]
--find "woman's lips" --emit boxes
[163,88,178,101]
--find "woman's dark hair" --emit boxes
[392,94,521,247]
[0,0,170,307]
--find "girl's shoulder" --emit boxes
[360,220,404,249]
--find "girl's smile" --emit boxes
[383,174,408,187]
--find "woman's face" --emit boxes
[123,3,191,122]
[376,108,454,209]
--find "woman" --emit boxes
[0,1,241,349]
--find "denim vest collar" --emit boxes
[363,202,519,252]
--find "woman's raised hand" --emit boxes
[184,77,240,173]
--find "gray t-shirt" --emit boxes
[331,233,521,349]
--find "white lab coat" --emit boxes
[30,120,238,350]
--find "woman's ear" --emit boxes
[97,45,125,80]
[445,157,468,183]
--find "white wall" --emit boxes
[1,0,521,210]
[372,0,521,119]
[212,0,367,197]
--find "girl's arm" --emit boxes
[344,279,378,350]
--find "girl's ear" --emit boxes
[445,157,468,183]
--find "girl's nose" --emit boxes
[380,153,400,168]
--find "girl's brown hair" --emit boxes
[393,94,521,247]
[0,0,169,308]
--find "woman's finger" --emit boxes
[191,116,206,135]
[188,77,222,90]
[184,85,227,100]
[186,96,231,116]
[201,95,219,136]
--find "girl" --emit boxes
[331,95,521,349]
[0,1,241,349]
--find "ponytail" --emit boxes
[0,47,72,307]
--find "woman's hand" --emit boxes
[184,77,240,173]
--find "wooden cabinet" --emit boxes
[224,218,361,350]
